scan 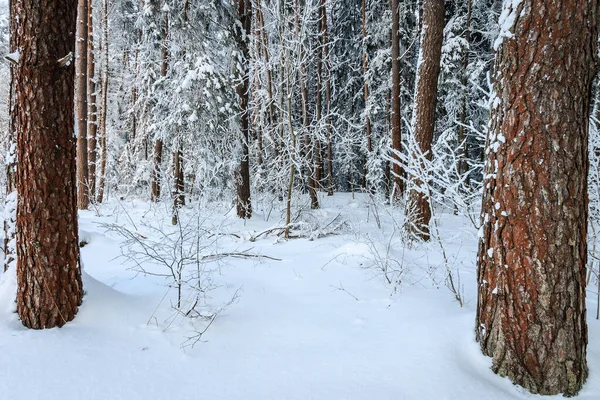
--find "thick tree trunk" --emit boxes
[390,0,403,200]
[87,0,98,200]
[475,0,598,395]
[14,0,83,329]
[235,0,253,219]
[76,0,89,209]
[406,0,444,241]
[97,0,109,204]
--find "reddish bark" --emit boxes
[235,0,253,218]
[97,0,109,204]
[76,0,89,209]
[406,0,444,241]
[390,0,403,200]
[14,0,83,329]
[87,0,98,200]
[476,0,598,395]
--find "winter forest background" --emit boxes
[0,0,600,399]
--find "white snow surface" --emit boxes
[0,193,598,400]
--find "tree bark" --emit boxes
[97,0,109,204]
[456,0,472,187]
[14,0,83,329]
[4,0,17,272]
[87,0,98,200]
[390,0,403,200]
[362,0,372,155]
[151,7,168,202]
[256,0,279,166]
[476,0,598,395]
[171,0,189,225]
[406,0,444,241]
[321,0,334,196]
[294,0,319,210]
[235,0,253,218]
[76,0,89,209]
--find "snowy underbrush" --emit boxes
[1,193,600,399]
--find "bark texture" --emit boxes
[456,0,472,186]
[76,0,89,209]
[151,8,168,202]
[390,0,403,200]
[235,0,253,218]
[87,0,98,200]
[96,0,109,204]
[294,0,319,210]
[475,0,598,395]
[321,0,333,196]
[4,0,17,272]
[406,0,444,241]
[14,0,83,329]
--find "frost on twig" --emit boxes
[57,52,73,67]
[4,51,19,64]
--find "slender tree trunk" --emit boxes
[456,0,472,187]
[256,0,279,165]
[151,8,168,202]
[314,0,324,185]
[87,0,98,201]
[171,0,189,224]
[97,0,109,204]
[406,0,444,241]
[14,0,83,329]
[251,20,263,168]
[235,0,253,218]
[390,0,403,201]
[4,0,17,272]
[362,0,372,161]
[321,0,334,196]
[294,0,319,210]
[476,0,598,395]
[76,0,89,209]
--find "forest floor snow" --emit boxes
[0,193,599,400]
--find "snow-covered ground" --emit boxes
[0,193,598,399]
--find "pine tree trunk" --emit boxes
[171,0,188,224]
[14,0,83,329]
[315,0,324,185]
[390,0,403,200]
[97,0,109,204]
[475,0,598,395]
[256,0,279,166]
[171,147,184,225]
[321,1,334,196]
[76,0,89,209]
[235,0,253,219]
[406,0,444,241]
[87,0,98,201]
[456,0,472,187]
[362,0,372,154]
[294,0,319,210]
[151,8,168,202]
[3,0,17,272]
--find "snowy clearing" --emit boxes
[0,193,599,400]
